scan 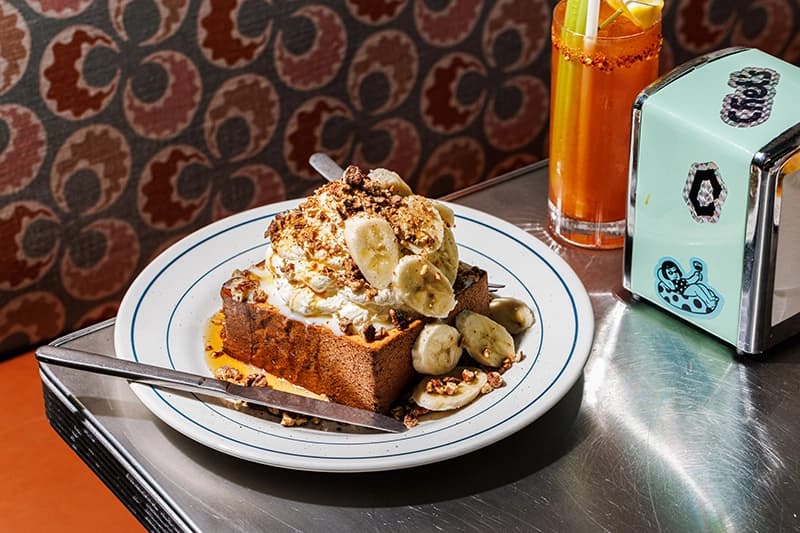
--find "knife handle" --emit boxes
[309,152,344,182]
[36,344,227,397]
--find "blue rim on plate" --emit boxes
[115,201,594,472]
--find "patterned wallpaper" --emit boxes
[1,0,799,356]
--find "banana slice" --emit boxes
[368,168,413,196]
[427,226,458,285]
[455,310,516,367]
[488,297,535,334]
[343,216,400,289]
[393,255,456,318]
[412,323,462,375]
[411,367,488,411]
[433,201,455,227]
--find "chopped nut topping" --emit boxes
[389,308,412,330]
[246,373,269,388]
[224,271,261,303]
[339,317,356,336]
[425,378,442,393]
[280,412,309,427]
[214,368,326,428]
[395,403,431,428]
[487,371,504,389]
[214,366,243,383]
[266,164,452,309]
[268,165,408,291]
[425,370,480,396]
[252,289,268,304]
[409,405,430,418]
[361,323,376,342]
[499,356,514,374]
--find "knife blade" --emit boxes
[36,345,407,433]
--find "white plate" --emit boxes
[115,200,594,472]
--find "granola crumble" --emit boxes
[486,371,504,389]
[214,365,243,383]
[280,412,309,427]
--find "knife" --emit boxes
[309,152,344,182]
[36,345,407,433]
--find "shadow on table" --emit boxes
[161,374,586,507]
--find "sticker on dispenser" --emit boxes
[655,257,722,318]
[720,67,780,128]
[683,162,727,223]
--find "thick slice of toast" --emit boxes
[220,265,490,413]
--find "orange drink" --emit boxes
[548,0,662,248]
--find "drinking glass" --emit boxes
[548,0,662,248]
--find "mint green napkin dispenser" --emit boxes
[624,48,800,354]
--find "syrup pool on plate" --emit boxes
[204,311,325,399]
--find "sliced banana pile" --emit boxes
[338,168,539,418]
[408,301,535,414]
[341,169,458,319]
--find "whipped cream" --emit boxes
[263,165,458,333]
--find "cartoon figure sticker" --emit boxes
[655,257,722,317]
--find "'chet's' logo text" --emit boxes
[720,67,780,128]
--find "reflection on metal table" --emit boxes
[39,161,800,532]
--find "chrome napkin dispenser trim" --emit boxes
[624,47,800,354]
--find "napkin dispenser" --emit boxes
[624,47,800,354]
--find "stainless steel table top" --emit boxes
[40,162,800,532]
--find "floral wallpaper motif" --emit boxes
[1,0,799,356]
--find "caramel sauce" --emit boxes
[204,311,326,400]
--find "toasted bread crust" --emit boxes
[220,267,490,412]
